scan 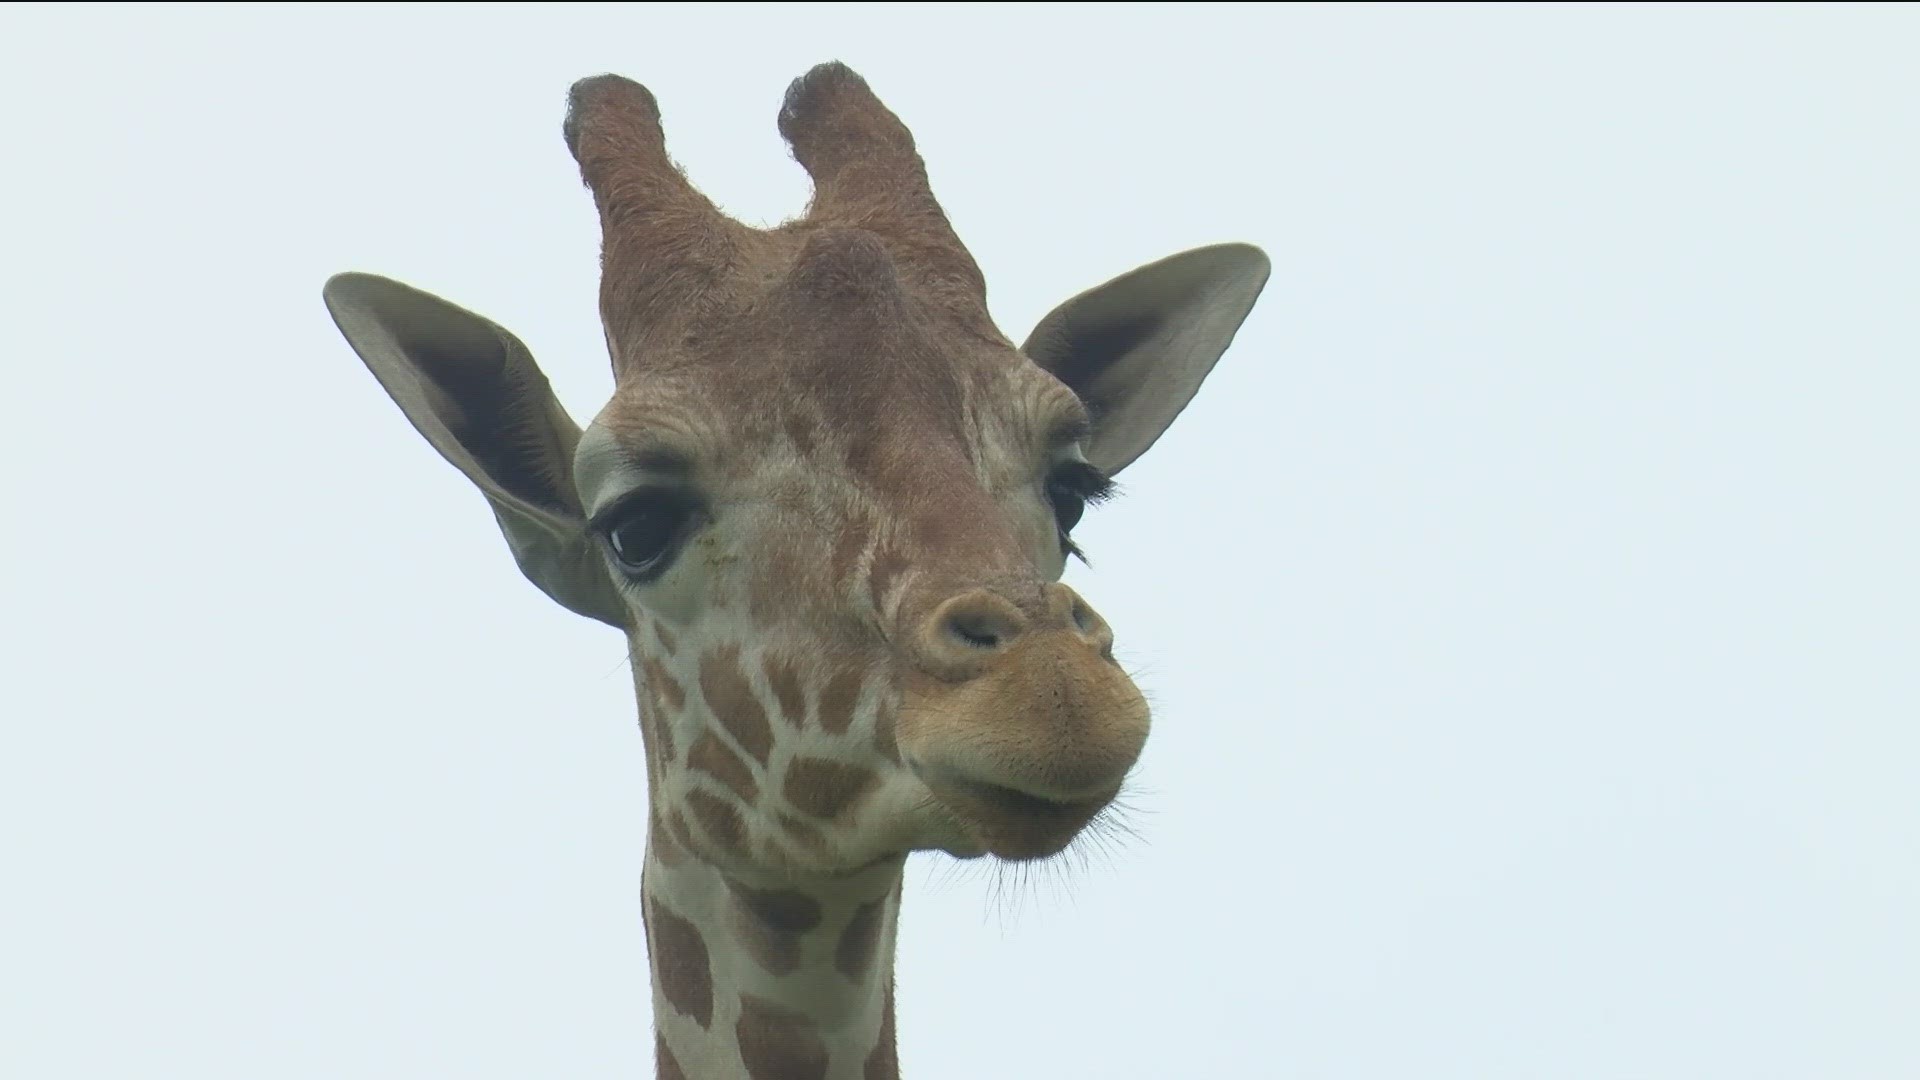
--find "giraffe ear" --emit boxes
[322,273,632,630]
[1022,243,1270,475]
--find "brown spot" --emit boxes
[763,653,809,728]
[657,1035,688,1080]
[728,881,823,977]
[737,922,800,977]
[784,757,881,820]
[647,899,713,1028]
[816,669,864,735]
[736,994,828,1080]
[642,655,686,713]
[670,809,698,853]
[649,812,685,866]
[638,654,682,765]
[687,790,748,853]
[700,647,773,765]
[688,731,760,803]
[836,898,885,983]
[653,621,678,656]
[729,882,825,933]
[864,984,898,1080]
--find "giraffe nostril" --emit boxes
[921,590,1030,674]
[1069,597,1095,635]
[1057,587,1115,655]
[947,615,1002,649]
[940,599,1029,653]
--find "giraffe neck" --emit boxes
[643,818,903,1080]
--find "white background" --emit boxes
[4,5,1916,1078]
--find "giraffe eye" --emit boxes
[598,492,701,580]
[1045,462,1116,539]
[1047,484,1087,534]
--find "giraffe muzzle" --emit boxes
[895,583,1149,860]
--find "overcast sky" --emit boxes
[4,5,1916,1078]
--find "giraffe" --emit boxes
[323,63,1267,1079]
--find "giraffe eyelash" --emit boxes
[1064,537,1092,566]
[1048,462,1117,567]
[1050,462,1117,505]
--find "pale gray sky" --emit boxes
[4,5,1916,1078]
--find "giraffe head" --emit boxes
[324,64,1266,873]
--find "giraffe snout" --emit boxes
[896,582,1145,860]
[913,583,1115,682]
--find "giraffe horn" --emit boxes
[565,75,738,357]
[778,63,984,303]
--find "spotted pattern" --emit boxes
[642,654,686,713]
[729,883,825,932]
[656,1035,687,1080]
[782,757,881,821]
[648,899,713,1028]
[835,898,885,984]
[736,995,829,1080]
[669,809,699,854]
[864,986,898,1080]
[762,653,809,728]
[699,647,773,765]
[687,789,748,854]
[815,669,864,735]
[649,812,685,867]
[688,731,760,803]
[639,653,684,766]
[728,881,824,977]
